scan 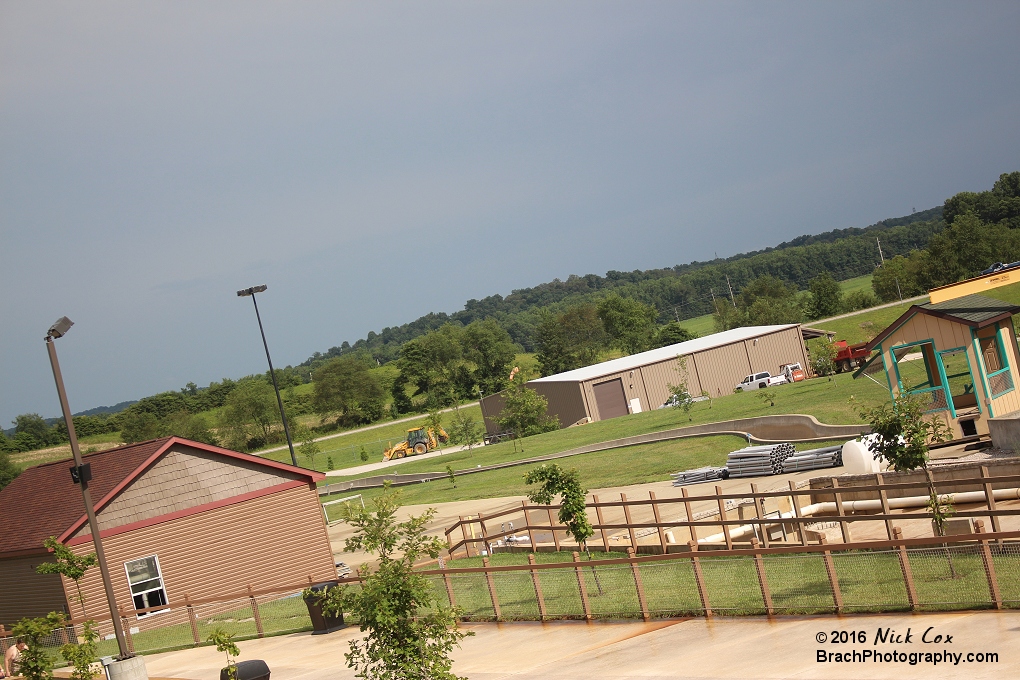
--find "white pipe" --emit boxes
[698,487,1020,544]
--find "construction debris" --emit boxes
[672,443,845,485]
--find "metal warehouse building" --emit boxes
[481,324,810,433]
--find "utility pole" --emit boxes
[726,275,736,306]
[876,238,885,264]
[895,277,903,301]
[673,305,681,323]
[710,288,716,306]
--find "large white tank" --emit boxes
[841,436,884,475]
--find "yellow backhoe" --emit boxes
[383,426,450,461]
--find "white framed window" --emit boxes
[124,555,169,618]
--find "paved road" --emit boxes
[142,610,1015,680]
[812,294,927,326]
[323,443,477,477]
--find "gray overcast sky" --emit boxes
[2,1,1019,425]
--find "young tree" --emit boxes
[60,621,99,680]
[447,407,481,449]
[36,537,97,619]
[493,371,558,437]
[11,612,66,680]
[316,492,472,680]
[854,392,956,572]
[523,464,593,552]
[207,628,241,680]
[810,339,838,377]
[665,356,695,420]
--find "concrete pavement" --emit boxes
[141,610,1017,679]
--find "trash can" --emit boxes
[220,660,270,680]
[303,581,344,634]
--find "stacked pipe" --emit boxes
[672,466,728,486]
[724,443,796,478]
[778,445,843,473]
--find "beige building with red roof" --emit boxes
[0,437,335,627]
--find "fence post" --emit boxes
[119,609,135,655]
[892,527,918,610]
[528,554,547,620]
[572,552,593,620]
[650,491,668,554]
[522,501,538,550]
[626,547,650,621]
[715,486,733,550]
[974,520,1002,609]
[750,538,774,616]
[750,483,769,548]
[478,512,490,554]
[248,585,265,638]
[459,516,473,558]
[681,487,698,544]
[481,557,502,621]
[185,594,200,646]
[787,480,806,545]
[547,508,561,551]
[688,541,711,617]
[440,560,458,613]
[620,493,637,551]
[592,495,610,552]
[819,538,843,614]
[980,466,1002,538]
[876,474,895,540]
[831,478,851,543]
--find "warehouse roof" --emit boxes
[531,324,799,383]
[0,437,323,558]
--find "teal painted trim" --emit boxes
[933,349,956,418]
[971,326,994,418]
[878,343,896,404]
[889,338,937,392]
[938,346,981,415]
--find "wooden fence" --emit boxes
[444,467,1020,558]
[5,526,1020,657]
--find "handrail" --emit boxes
[444,471,1020,538]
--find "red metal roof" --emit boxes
[0,437,323,558]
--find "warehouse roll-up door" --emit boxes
[593,378,629,420]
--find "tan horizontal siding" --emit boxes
[531,381,587,427]
[76,445,304,539]
[70,484,334,624]
[0,555,68,627]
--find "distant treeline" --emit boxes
[301,207,941,365]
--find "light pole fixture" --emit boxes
[45,317,132,659]
[237,285,297,466]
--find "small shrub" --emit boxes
[207,628,240,680]
[359,446,369,462]
[756,390,776,407]
[327,456,335,470]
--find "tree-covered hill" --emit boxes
[308,207,941,364]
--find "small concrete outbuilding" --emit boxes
[0,437,335,628]
[854,293,1020,439]
[482,324,810,434]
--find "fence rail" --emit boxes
[445,468,1020,557]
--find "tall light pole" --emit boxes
[44,317,132,659]
[237,285,297,466]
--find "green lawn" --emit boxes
[838,274,874,295]
[337,374,885,483]
[427,544,1005,619]
[261,404,484,472]
[323,374,886,509]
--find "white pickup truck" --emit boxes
[735,371,787,391]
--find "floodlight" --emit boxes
[237,285,268,297]
[47,316,74,339]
